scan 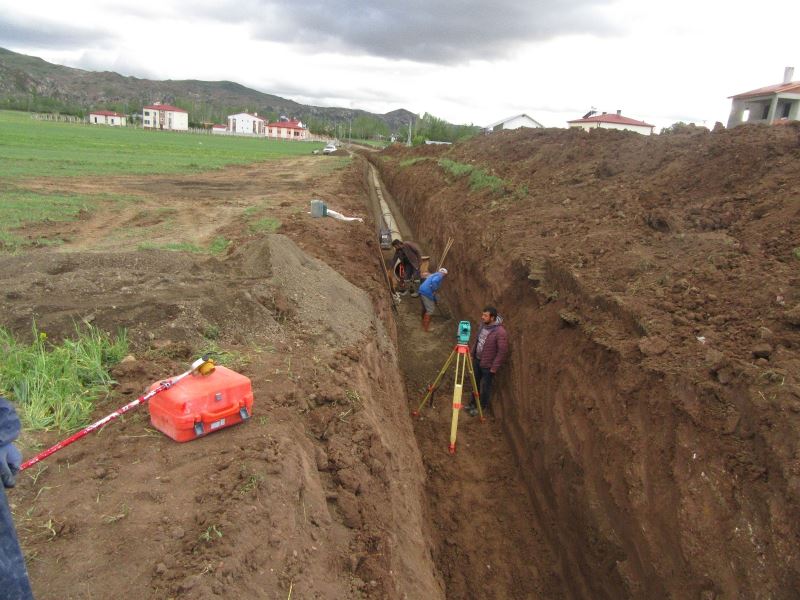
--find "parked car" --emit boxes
[322,144,337,154]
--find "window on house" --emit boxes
[762,104,770,120]
[781,102,791,119]
[742,108,750,122]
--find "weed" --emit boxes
[468,169,506,194]
[39,519,58,541]
[250,217,281,233]
[102,504,131,524]
[0,323,128,431]
[438,158,474,177]
[209,236,230,255]
[203,324,220,340]
[238,473,263,495]
[793,247,800,261]
[199,524,223,543]
[137,241,203,253]
[399,157,429,167]
[339,389,364,421]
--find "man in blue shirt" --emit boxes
[418,268,448,332]
[1,396,34,599]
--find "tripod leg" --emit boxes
[412,349,456,416]
[448,352,468,453]
[465,350,484,422]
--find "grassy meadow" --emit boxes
[0,109,324,178]
[0,109,324,250]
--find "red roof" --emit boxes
[267,119,305,130]
[729,81,800,99]
[568,113,654,128]
[90,110,125,117]
[212,124,226,129]
[143,104,187,113]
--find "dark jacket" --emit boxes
[392,241,422,271]
[471,318,509,372]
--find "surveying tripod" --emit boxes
[412,321,484,453]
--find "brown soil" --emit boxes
[372,123,800,598]
[4,121,800,600]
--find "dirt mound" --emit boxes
[7,165,443,599]
[372,124,800,598]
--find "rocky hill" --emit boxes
[0,47,416,131]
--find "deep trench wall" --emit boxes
[369,153,799,599]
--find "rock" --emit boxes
[757,327,773,340]
[170,526,185,539]
[155,562,168,575]
[558,310,580,326]
[314,447,329,471]
[336,490,362,529]
[784,305,800,326]
[638,337,668,356]
[120,354,136,364]
[716,367,734,385]
[752,343,773,359]
[755,358,769,366]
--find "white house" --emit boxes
[227,112,266,135]
[568,110,655,135]
[88,110,126,126]
[485,113,544,132]
[727,67,800,127]
[211,124,227,135]
[266,118,309,140]
[142,103,189,131]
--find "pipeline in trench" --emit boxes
[363,159,567,599]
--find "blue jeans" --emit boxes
[0,489,34,600]
[472,357,494,410]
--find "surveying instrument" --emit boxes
[412,320,483,454]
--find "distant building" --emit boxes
[227,112,266,135]
[88,110,126,126]
[266,118,309,140]
[727,67,800,127]
[142,103,189,131]
[211,124,227,135]
[568,110,655,135]
[485,113,543,133]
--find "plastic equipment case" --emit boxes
[147,366,254,442]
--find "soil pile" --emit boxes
[372,123,800,598]
[3,158,443,600]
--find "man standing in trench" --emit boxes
[466,306,508,417]
[390,239,423,296]
[418,268,447,332]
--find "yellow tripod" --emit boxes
[412,342,483,454]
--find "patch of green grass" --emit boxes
[438,158,507,194]
[0,324,128,431]
[0,110,325,180]
[250,217,281,233]
[0,188,135,252]
[793,247,800,260]
[209,236,230,255]
[243,206,260,217]
[316,156,352,173]
[137,241,203,253]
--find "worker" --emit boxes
[466,306,508,417]
[390,239,423,296]
[418,268,448,332]
[0,396,34,599]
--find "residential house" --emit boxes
[142,103,189,131]
[227,112,266,135]
[266,118,309,140]
[485,113,543,132]
[727,67,799,127]
[88,110,126,126]
[568,110,655,135]
[211,124,227,135]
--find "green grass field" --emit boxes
[0,109,324,250]
[0,109,324,179]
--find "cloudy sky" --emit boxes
[0,0,797,130]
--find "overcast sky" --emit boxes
[0,0,798,130]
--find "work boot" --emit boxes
[422,314,431,332]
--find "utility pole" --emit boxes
[406,119,413,147]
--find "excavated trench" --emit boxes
[362,159,567,599]
[360,135,800,599]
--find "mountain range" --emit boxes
[0,47,416,132]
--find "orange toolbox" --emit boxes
[147,365,254,442]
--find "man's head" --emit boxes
[391,239,403,248]
[480,305,497,325]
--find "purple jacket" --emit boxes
[471,319,508,372]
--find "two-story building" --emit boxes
[142,103,189,131]
[227,112,267,135]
